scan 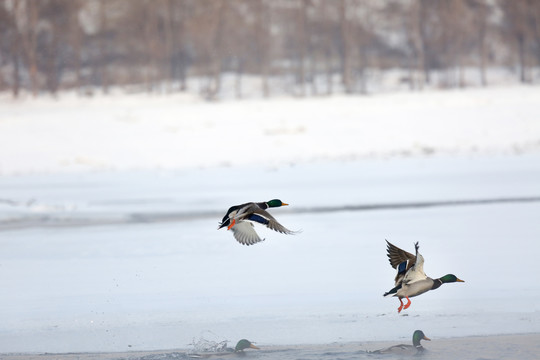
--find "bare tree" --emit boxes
[98,0,109,93]
[163,0,175,93]
[10,0,22,97]
[339,0,353,93]
[499,0,536,83]
[256,0,271,97]
[316,1,339,95]
[193,0,228,100]
[20,0,40,96]
[471,0,490,86]
[532,0,540,67]
[417,0,434,85]
[401,0,425,90]
[1,0,537,97]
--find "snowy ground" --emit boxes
[1,85,540,175]
[0,86,539,356]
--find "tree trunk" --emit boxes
[235,59,242,99]
[99,0,108,94]
[144,0,160,93]
[206,1,226,100]
[24,0,39,96]
[10,0,21,98]
[296,0,308,97]
[71,0,82,93]
[257,0,270,98]
[418,0,430,85]
[475,0,488,86]
[48,20,60,95]
[517,34,527,83]
[325,47,333,95]
[479,21,487,86]
[340,0,352,93]
[12,37,20,98]
[177,0,187,91]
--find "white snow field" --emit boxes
[0,86,540,357]
[1,85,540,175]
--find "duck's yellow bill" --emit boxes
[423,336,431,341]
[250,344,260,350]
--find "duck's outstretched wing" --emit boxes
[386,240,422,286]
[234,204,297,235]
[386,240,417,269]
[230,221,265,245]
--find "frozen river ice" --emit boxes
[1,86,540,357]
[1,154,539,356]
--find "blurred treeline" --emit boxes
[1,0,539,99]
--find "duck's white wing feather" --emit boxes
[403,253,427,284]
[230,221,265,246]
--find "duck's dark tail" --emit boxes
[217,219,230,229]
[383,284,401,297]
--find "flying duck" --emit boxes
[218,199,296,245]
[384,240,464,313]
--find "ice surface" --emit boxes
[1,156,539,354]
[0,87,539,357]
[1,334,539,360]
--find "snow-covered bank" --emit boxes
[1,86,540,175]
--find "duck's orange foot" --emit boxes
[403,296,412,310]
[397,298,404,313]
[227,219,236,230]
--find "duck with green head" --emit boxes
[370,330,431,354]
[383,240,465,313]
[234,339,260,352]
[218,199,297,245]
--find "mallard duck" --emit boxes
[188,339,259,358]
[218,199,296,245]
[234,339,260,352]
[369,330,431,354]
[384,240,464,313]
